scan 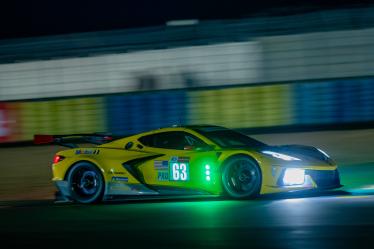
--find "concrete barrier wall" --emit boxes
[0,42,261,101]
[259,28,374,83]
[1,27,374,101]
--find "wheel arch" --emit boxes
[219,152,263,172]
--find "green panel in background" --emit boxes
[187,84,294,129]
[19,97,106,141]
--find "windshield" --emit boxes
[193,127,267,149]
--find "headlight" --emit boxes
[262,150,301,161]
[283,168,305,185]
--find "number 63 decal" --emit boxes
[170,162,189,181]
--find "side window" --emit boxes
[184,134,207,148]
[138,134,156,147]
[138,131,208,150]
[153,132,186,150]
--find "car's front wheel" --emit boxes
[67,162,105,204]
[221,155,262,199]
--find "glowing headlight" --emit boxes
[262,150,301,161]
[283,168,305,185]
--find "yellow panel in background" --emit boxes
[21,101,50,140]
[19,97,105,141]
[187,84,294,129]
[69,97,106,134]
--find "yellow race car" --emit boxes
[35,125,341,203]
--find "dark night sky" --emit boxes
[0,0,372,40]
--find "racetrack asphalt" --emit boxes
[1,187,374,248]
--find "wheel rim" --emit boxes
[224,159,259,197]
[71,167,101,199]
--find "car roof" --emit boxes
[144,125,229,135]
[167,124,226,130]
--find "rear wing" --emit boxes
[34,133,115,148]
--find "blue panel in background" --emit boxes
[294,81,340,125]
[337,79,374,123]
[106,91,187,135]
[360,79,374,121]
[294,79,374,126]
[336,80,359,123]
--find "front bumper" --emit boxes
[277,168,341,189]
[305,169,341,189]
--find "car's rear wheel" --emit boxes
[221,155,262,199]
[67,162,104,204]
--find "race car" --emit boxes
[34,125,341,203]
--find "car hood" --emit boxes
[257,144,334,165]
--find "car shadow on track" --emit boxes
[100,189,356,205]
[258,190,351,200]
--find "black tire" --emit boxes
[221,155,262,199]
[67,162,105,204]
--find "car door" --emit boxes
[137,131,218,195]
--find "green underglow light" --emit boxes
[206,175,211,181]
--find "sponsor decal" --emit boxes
[154,160,169,170]
[169,156,190,181]
[75,149,100,155]
[170,156,190,163]
[157,171,169,181]
[112,177,129,182]
[155,160,170,181]
[176,156,189,163]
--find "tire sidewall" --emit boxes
[67,162,105,204]
[221,155,262,199]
